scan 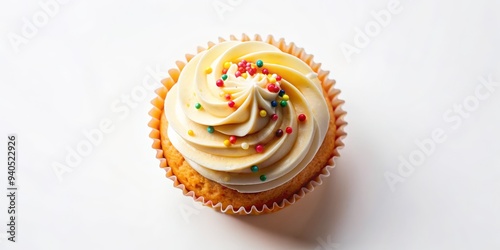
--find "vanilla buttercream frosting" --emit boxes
[164,41,330,193]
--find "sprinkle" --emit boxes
[229,135,237,144]
[219,91,225,97]
[286,126,293,134]
[195,103,202,109]
[235,71,242,77]
[260,175,267,181]
[223,61,231,69]
[238,66,245,73]
[188,130,194,136]
[262,68,269,75]
[224,139,231,147]
[280,100,288,107]
[271,114,278,121]
[275,129,283,138]
[272,74,278,79]
[282,94,289,101]
[267,84,277,92]
[241,142,249,150]
[222,68,228,74]
[298,114,306,121]
[251,165,259,172]
[276,75,282,81]
[228,100,235,108]
[216,79,224,87]
[225,93,231,100]
[269,77,276,83]
[241,72,248,78]
[256,60,263,68]
[207,126,214,133]
[221,74,228,80]
[259,110,267,117]
[278,89,285,97]
[248,67,256,76]
[255,144,264,153]
[238,60,247,67]
[205,67,212,74]
[271,100,277,107]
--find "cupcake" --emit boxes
[149,34,346,215]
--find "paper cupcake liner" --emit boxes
[148,34,347,215]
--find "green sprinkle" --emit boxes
[221,74,228,80]
[195,103,202,109]
[260,174,267,181]
[256,60,264,68]
[251,165,259,172]
[207,126,214,133]
[280,100,288,107]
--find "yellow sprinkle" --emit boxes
[269,77,276,83]
[241,73,247,78]
[259,110,267,117]
[224,139,231,147]
[205,67,212,74]
[223,62,231,69]
[188,130,194,136]
[241,142,249,150]
[282,94,289,101]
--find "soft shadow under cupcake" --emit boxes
[228,163,352,247]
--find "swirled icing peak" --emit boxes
[164,41,330,193]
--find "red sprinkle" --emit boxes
[216,79,224,87]
[262,68,269,75]
[276,75,282,81]
[286,126,293,134]
[298,114,306,121]
[272,85,280,93]
[238,60,247,67]
[222,68,228,74]
[235,71,242,77]
[225,93,231,100]
[271,114,278,121]
[228,100,235,108]
[267,84,277,92]
[255,144,264,153]
[229,135,237,144]
[248,68,256,76]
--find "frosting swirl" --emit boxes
[164,41,329,193]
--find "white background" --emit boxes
[1,0,500,249]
